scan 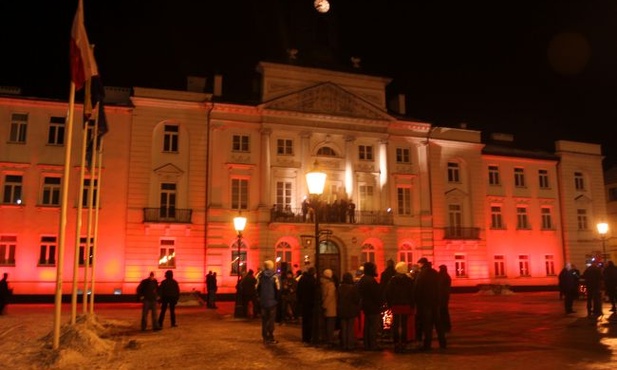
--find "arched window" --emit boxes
[398,243,413,272]
[361,243,375,264]
[317,146,337,157]
[275,241,292,273]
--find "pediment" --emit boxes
[445,188,469,201]
[261,82,391,121]
[574,194,592,204]
[154,163,184,182]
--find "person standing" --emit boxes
[158,270,180,328]
[603,261,617,312]
[582,261,603,318]
[414,258,445,350]
[256,260,281,344]
[357,261,383,351]
[337,272,360,351]
[0,272,12,315]
[385,262,415,353]
[438,264,452,332]
[241,269,258,318]
[281,270,298,323]
[137,271,161,331]
[321,269,337,346]
[206,271,218,309]
[297,267,317,344]
[558,262,580,314]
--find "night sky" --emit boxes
[2,1,617,167]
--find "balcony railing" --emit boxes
[143,208,192,223]
[443,227,480,240]
[270,207,393,226]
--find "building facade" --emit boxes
[0,62,609,297]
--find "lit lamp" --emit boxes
[233,213,247,318]
[306,161,326,344]
[597,222,609,264]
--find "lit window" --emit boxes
[396,187,411,215]
[494,255,506,277]
[518,255,530,277]
[398,244,413,272]
[545,255,555,276]
[2,175,23,205]
[361,244,375,264]
[159,240,176,268]
[455,255,467,277]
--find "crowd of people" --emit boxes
[234,257,452,353]
[558,259,617,317]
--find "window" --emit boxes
[231,179,248,210]
[396,187,411,215]
[359,184,374,210]
[82,178,98,207]
[163,125,179,152]
[448,204,462,228]
[518,255,530,277]
[275,241,292,273]
[545,255,555,276]
[538,169,549,189]
[2,175,23,204]
[514,168,525,187]
[38,236,57,266]
[359,145,374,160]
[361,243,375,264]
[276,181,292,211]
[447,162,460,183]
[47,116,65,145]
[41,176,61,206]
[574,172,585,191]
[159,240,176,268]
[159,183,177,218]
[0,235,17,265]
[516,207,529,229]
[398,244,413,272]
[494,255,506,277]
[276,138,293,155]
[454,255,467,277]
[9,113,28,143]
[231,238,247,276]
[317,146,336,157]
[488,165,500,186]
[576,209,588,230]
[541,207,553,230]
[79,237,94,266]
[396,148,410,164]
[490,206,503,229]
[232,134,249,152]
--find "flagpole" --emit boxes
[83,118,98,313]
[89,137,104,313]
[53,81,77,350]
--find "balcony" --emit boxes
[270,207,393,226]
[143,208,192,223]
[443,227,480,240]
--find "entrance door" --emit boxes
[318,240,340,279]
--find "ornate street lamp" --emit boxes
[597,222,609,265]
[306,161,326,344]
[233,213,247,318]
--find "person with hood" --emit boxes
[357,261,383,351]
[337,272,360,351]
[157,270,180,328]
[385,262,415,353]
[413,258,445,350]
[256,260,281,344]
[321,268,337,346]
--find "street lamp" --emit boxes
[597,222,609,264]
[306,161,326,344]
[233,213,247,318]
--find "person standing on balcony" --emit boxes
[348,200,356,223]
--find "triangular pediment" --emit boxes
[153,163,184,183]
[261,82,391,120]
[574,194,592,204]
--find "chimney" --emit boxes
[213,74,223,97]
[187,76,206,93]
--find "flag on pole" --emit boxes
[70,0,98,91]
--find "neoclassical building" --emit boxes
[0,61,610,297]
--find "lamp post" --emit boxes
[306,161,326,344]
[233,213,247,318]
[597,222,609,265]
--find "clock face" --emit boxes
[314,0,330,13]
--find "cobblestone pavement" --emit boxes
[2,292,617,369]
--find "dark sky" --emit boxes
[2,1,617,167]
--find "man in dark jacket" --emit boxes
[137,271,161,331]
[558,262,580,314]
[385,262,414,353]
[438,264,452,332]
[358,261,383,351]
[240,269,258,318]
[256,260,280,344]
[413,258,445,350]
[582,261,603,318]
[337,272,361,351]
[158,270,180,328]
[297,267,317,344]
[603,261,617,312]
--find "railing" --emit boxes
[443,227,480,240]
[143,208,192,223]
[270,207,393,225]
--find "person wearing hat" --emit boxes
[256,260,281,344]
[413,258,445,350]
[158,270,180,328]
[385,262,415,353]
[321,269,337,346]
